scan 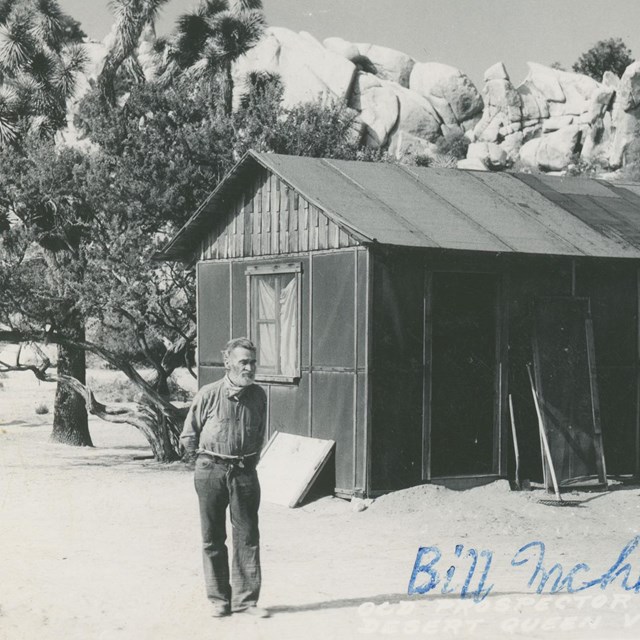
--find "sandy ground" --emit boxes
[2,370,640,640]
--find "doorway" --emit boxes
[428,272,499,477]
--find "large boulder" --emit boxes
[466,140,508,170]
[409,62,483,128]
[501,131,525,163]
[472,62,521,142]
[349,72,399,147]
[233,27,357,109]
[352,42,416,87]
[616,60,640,111]
[519,63,604,120]
[457,157,488,171]
[581,113,612,164]
[518,82,549,121]
[387,130,437,159]
[322,36,361,62]
[387,82,443,142]
[520,125,582,171]
[609,61,640,169]
[584,85,616,123]
[524,62,565,102]
[557,69,601,117]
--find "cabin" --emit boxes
[160,151,640,497]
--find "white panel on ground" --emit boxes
[257,431,335,508]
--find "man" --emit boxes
[181,337,269,618]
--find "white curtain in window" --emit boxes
[279,276,298,376]
[256,277,277,369]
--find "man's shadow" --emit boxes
[269,590,527,614]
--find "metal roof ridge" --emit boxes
[397,164,515,252]
[251,152,374,244]
[466,172,588,256]
[319,158,440,247]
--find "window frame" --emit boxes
[246,262,302,383]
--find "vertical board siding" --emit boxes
[199,168,358,260]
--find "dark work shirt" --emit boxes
[180,377,267,457]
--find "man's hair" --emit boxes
[222,337,256,358]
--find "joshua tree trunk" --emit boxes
[51,320,93,446]
[223,63,234,116]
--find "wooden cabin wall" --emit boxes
[194,165,640,491]
[199,168,358,261]
[308,251,368,495]
[575,261,638,476]
[506,258,639,482]
[196,247,369,496]
[368,250,640,493]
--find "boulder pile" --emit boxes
[232,27,640,174]
[466,61,618,171]
[66,26,640,175]
[233,28,483,159]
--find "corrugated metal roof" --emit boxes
[159,150,640,260]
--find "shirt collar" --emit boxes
[224,374,252,400]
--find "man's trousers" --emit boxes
[194,455,261,609]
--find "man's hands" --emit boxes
[181,450,197,468]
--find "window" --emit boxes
[247,263,301,382]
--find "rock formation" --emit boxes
[230,27,638,174]
[466,61,618,172]
[608,61,640,169]
[62,25,640,176]
[232,28,483,160]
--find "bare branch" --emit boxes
[0,356,54,381]
[57,374,155,428]
[0,328,179,418]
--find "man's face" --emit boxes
[225,347,257,387]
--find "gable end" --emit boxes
[200,166,360,260]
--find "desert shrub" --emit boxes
[35,403,49,415]
[413,151,458,169]
[436,131,470,160]
[429,153,459,169]
[566,156,609,177]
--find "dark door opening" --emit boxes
[429,272,498,477]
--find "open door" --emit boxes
[428,272,499,478]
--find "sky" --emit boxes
[56,0,640,87]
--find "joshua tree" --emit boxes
[0,0,87,145]
[98,0,170,105]
[161,0,266,116]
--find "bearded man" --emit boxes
[181,337,269,618]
